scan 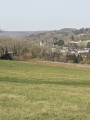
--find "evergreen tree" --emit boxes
[86,50,90,60]
[77,55,83,63]
[87,42,90,48]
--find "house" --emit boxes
[1,51,13,60]
[61,47,68,53]
[78,50,89,54]
[70,40,81,44]
[4,51,13,55]
[69,50,76,54]
[77,49,89,58]
[51,47,56,53]
[85,48,90,50]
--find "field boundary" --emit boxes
[27,60,90,69]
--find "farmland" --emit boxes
[0,60,90,120]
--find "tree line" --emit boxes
[0,36,90,64]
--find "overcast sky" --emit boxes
[0,0,90,31]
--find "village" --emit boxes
[40,39,90,59]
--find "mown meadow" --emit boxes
[0,60,90,120]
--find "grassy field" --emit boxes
[77,40,90,47]
[0,60,90,120]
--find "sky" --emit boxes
[0,0,90,31]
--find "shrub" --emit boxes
[86,60,90,64]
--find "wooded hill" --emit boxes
[0,28,90,63]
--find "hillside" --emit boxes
[0,60,90,120]
[0,28,90,44]
[0,28,90,63]
[24,28,90,47]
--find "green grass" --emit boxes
[77,40,90,47]
[0,60,90,120]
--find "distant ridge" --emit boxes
[0,28,90,38]
[0,31,47,38]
